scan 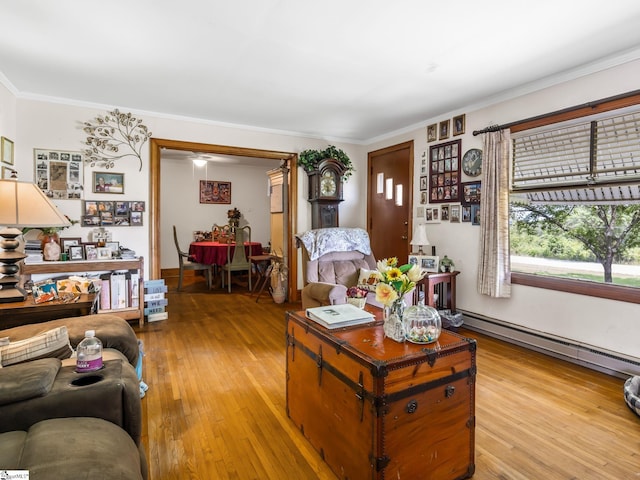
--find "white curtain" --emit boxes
[477,130,511,297]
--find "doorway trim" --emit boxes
[149,138,299,302]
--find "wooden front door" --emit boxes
[367,141,414,262]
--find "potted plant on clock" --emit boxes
[298,145,354,181]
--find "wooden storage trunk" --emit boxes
[286,309,476,480]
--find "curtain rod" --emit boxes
[472,88,640,136]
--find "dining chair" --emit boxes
[173,225,214,291]
[220,225,252,293]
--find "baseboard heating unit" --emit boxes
[459,310,640,379]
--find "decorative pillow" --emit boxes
[0,326,73,367]
[357,268,382,292]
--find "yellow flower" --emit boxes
[386,267,403,281]
[375,282,399,307]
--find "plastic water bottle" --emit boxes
[76,330,103,372]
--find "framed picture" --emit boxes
[420,151,428,174]
[425,206,441,223]
[130,201,145,212]
[439,120,450,140]
[461,181,481,205]
[130,211,143,226]
[93,172,124,194]
[462,205,472,222]
[104,241,120,254]
[1,165,17,179]
[471,204,481,225]
[429,139,461,204]
[60,237,81,253]
[82,215,101,226]
[200,180,231,204]
[420,191,428,205]
[450,204,461,222]
[427,124,438,142]
[408,254,426,267]
[416,206,425,219]
[441,205,450,221]
[453,114,466,136]
[69,245,85,261]
[1,137,14,165]
[84,243,98,260]
[34,148,83,199]
[421,256,440,273]
[96,247,112,260]
[419,176,428,191]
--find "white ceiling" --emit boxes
[2,1,640,143]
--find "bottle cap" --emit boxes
[85,330,95,337]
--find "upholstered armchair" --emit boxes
[297,228,377,309]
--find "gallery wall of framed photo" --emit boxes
[422,112,481,225]
[82,200,145,227]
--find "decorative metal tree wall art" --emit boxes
[83,109,152,171]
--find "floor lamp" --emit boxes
[0,180,70,303]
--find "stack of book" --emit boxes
[97,270,140,312]
[23,240,43,264]
[305,303,375,329]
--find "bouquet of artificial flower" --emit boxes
[346,286,368,299]
[374,257,425,307]
[227,208,242,220]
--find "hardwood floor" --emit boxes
[135,273,640,479]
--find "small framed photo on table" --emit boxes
[60,237,81,253]
[84,244,98,260]
[69,245,85,260]
[104,241,120,255]
[96,247,112,260]
[421,256,440,273]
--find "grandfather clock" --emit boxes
[307,158,345,229]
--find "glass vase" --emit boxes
[42,233,61,261]
[383,297,407,342]
[402,300,442,344]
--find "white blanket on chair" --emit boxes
[296,227,372,261]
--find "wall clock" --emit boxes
[462,148,482,177]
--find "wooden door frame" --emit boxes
[148,138,299,302]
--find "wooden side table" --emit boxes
[0,294,95,329]
[414,271,460,311]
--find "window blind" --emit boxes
[512,109,640,202]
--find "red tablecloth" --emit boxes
[188,241,263,266]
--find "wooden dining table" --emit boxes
[188,241,263,266]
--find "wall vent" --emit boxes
[460,310,640,379]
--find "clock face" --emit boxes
[320,171,337,196]
[462,148,482,177]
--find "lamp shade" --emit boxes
[410,223,430,250]
[0,180,71,228]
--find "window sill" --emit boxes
[511,272,640,305]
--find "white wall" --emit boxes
[8,99,368,278]
[367,59,640,360]
[161,157,279,269]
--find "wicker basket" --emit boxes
[346,297,366,309]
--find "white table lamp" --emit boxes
[410,223,430,255]
[0,180,70,302]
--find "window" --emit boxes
[509,106,640,303]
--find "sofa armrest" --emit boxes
[0,358,61,406]
[0,314,139,367]
[302,282,348,309]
